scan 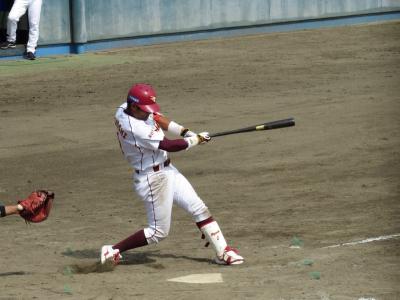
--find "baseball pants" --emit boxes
[134,164,211,244]
[7,0,42,53]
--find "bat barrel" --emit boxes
[262,118,295,130]
[210,117,295,138]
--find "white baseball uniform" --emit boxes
[7,0,42,53]
[115,103,211,244]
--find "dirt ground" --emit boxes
[0,20,399,300]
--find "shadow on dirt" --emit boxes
[66,261,115,274]
[61,248,212,274]
[62,248,210,264]
[61,248,98,259]
[124,252,211,264]
[0,271,31,277]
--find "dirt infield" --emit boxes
[1,21,399,300]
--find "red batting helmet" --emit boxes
[127,83,160,113]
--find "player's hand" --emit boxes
[182,129,197,138]
[184,132,211,149]
[197,132,211,144]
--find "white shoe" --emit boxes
[214,246,244,265]
[100,245,122,265]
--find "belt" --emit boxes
[135,158,171,174]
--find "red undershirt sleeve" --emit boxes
[158,137,188,152]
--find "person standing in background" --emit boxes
[0,0,42,60]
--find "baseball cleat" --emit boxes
[24,51,36,60]
[100,245,122,265]
[214,246,244,265]
[0,41,16,49]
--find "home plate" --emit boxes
[167,273,223,284]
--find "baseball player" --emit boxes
[101,83,244,266]
[0,0,42,60]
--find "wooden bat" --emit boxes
[209,118,295,138]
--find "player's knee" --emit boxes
[29,22,39,29]
[145,226,170,244]
[8,14,20,23]
[193,207,211,223]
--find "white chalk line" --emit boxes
[323,233,400,249]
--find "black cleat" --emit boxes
[0,41,16,49]
[24,51,36,60]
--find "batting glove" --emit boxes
[184,132,211,149]
[198,132,211,144]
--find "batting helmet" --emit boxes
[127,83,160,113]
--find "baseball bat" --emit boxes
[209,117,295,138]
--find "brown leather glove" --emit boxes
[18,190,54,223]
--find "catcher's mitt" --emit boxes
[18,190,54,223]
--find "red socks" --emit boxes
[196,216,214,229]
[113,229,148,253]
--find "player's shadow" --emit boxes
[122,251,211,265]
[61,248,212,274]
[61,249,156,274]
[61,248,210,266]
[61,248,99,259]
[0,271,31,277]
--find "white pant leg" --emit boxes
[26,0,42,53]
[170,165,211,222]
[6,0,29,43]
[134,170,174,245]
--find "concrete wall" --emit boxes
[39,0,71,44]
[78,0,400,42]
[2,0,400,46]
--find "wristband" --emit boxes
[168,121,184,136]
[0,205,5,217]
[181,128,190,137]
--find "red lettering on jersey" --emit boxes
[115,119,127,139]
[148,119,161,138]
[153,113,161,123]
